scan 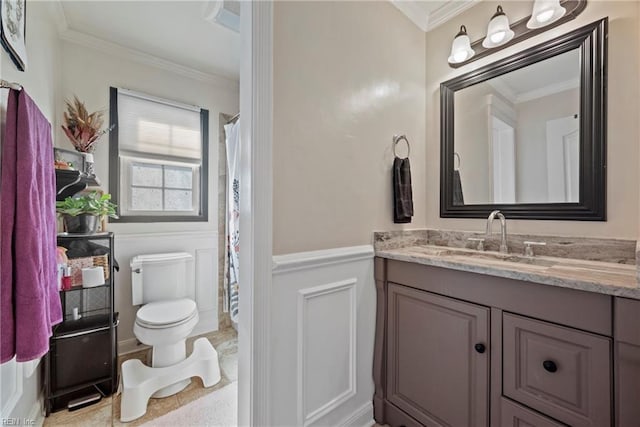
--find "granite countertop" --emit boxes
[376,244,640,299]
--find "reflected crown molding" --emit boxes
[515,78,579,104]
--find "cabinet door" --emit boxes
[386,283,490,427]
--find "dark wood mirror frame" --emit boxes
[440,18,607,220]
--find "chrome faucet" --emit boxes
[486,210,508,253]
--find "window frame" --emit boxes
[108,87,209,223]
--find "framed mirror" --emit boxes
[440,18,607,220]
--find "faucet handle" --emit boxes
[467,237,485,251]
[523,241,546,257]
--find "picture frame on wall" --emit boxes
[0,0,27,71]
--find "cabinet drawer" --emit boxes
[501,398,564,427]
[503,313,611,427]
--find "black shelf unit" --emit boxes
[45,232,118,416]
[55,169,101,201]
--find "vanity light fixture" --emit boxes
[482,6,515,48]
[448,25,475,65]
[527,0,566,29]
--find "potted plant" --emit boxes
[56,191,118,234]
[61,96,114,175]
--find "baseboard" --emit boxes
[337,402,374,427]
[118,338,149,356]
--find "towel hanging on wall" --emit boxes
[392,135,413,224]
[453,152,465,205]
[1,88,62,363]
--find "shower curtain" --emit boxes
[224,119,240,325]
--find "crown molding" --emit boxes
[50,0,238,88]
[58,28,239,89]
[427,0,482,31]
[390,1,429,32]
[49,0,69,34]
[391,0,481,33]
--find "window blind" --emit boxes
[117,89,202,160]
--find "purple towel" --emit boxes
[1,89,62,363]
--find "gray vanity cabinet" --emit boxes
[386,283,489,427]
[373,257,640,427]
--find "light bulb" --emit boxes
[453,50,469,63]
[536,9,555,23]
[490,31,506,44]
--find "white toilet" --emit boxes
[131,252,200,397]
[122,251,221,422]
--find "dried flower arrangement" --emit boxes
[61,96,114,153]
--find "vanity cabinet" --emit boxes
[374,258,640,427]
[386,284,489,426]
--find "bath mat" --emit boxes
[141,382,237,427]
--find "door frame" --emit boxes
[238,2,273,426]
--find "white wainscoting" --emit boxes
[271,245,375,427]
[0,358,44,426]
[114,231,218,354]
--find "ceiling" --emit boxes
[390,0,480,32]
[59,1,241,79]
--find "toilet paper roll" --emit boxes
[82,266,105,288]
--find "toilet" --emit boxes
[130,252,200,397]
[122,251,221,422]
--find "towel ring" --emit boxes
[393,135,410,159]
[454,152,461,170]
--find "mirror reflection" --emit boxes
[453,48,580,205]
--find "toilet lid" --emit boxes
[136,298,197,327]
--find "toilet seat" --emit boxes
[136,298,198,329]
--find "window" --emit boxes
[109,87,209,222]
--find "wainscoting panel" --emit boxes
[114,231,218,354]
[272,245,375,427]
[298,279,357,426]
[0,358,43,424]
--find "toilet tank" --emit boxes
[130,252,193,305]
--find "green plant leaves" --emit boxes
[56,191,119,219]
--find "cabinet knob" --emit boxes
[543,360,558,373]
[474,343,486,354]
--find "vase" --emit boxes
[82,152,95,176]
[63,214,99,234]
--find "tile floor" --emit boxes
[43,328,238,427]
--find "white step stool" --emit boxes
[120,338,221,422]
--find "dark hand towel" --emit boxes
[453,170,465,206]
[393,157,413,223]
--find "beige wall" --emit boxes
[1,2,60,124]
[273,1,426,254]
[426,1,639,239]
[57,40,239,235]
